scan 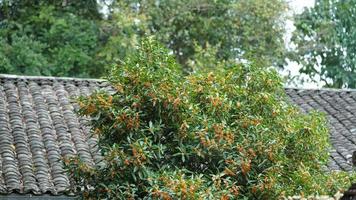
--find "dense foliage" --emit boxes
[103,0,288,71]
[291,0,356,88]
[0,0,288,77]
[66,39,354,199]
[0,0,103,77]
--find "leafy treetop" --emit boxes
[66,39,354,199]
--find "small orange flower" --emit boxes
[248,148,256,158]
[173,97,181,109]
[230,185,239,196]
[115,84,124,93]
[196,85,204,93]
[124,159,130,166]
[85,103,96,115]
[144,82,151,88]
[210,96,222,107]
[151,190,172,200]
[268,150,275,161]
[207,72,215,82]
[108,95,113,104]
[220,194,229,200]
[224,168,236,176]
[251,185,258,194]
[242,121,249,129]
[241,160,251,175]
[251,119,261,126]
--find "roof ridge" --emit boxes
[1,74,356,93]
[285,86,356,93]
[0,74,105,82]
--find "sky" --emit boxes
[289,0,315,13]
[283,0,317,88]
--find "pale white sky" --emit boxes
[289,0,315,13]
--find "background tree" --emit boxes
[0,0,104,77]
[291,0,356,88]
[0,0,288,77]
[98,0,289,72]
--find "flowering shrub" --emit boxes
[66,39,354,199]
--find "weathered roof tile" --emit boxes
[0,75,109,195]
[286,87,356,172]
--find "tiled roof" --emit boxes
[286,88,356,172]
[0,74,112,196]
[0,74,355,196]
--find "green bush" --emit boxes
[66,38,354,199]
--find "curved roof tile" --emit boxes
[0,75,110,195]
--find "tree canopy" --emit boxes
[103,0,288,71]
[291,0,356,88]
[0,0,289,77]
[66,38,354,199]
[0,0,104,77]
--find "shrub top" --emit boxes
[68,39,353,199]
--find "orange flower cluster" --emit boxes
[157,175,201,200]
[241,160,251,176]
[213,124,234,145]
[116,113,140,130]
[131,145,147,166]
[151,189,172,200]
